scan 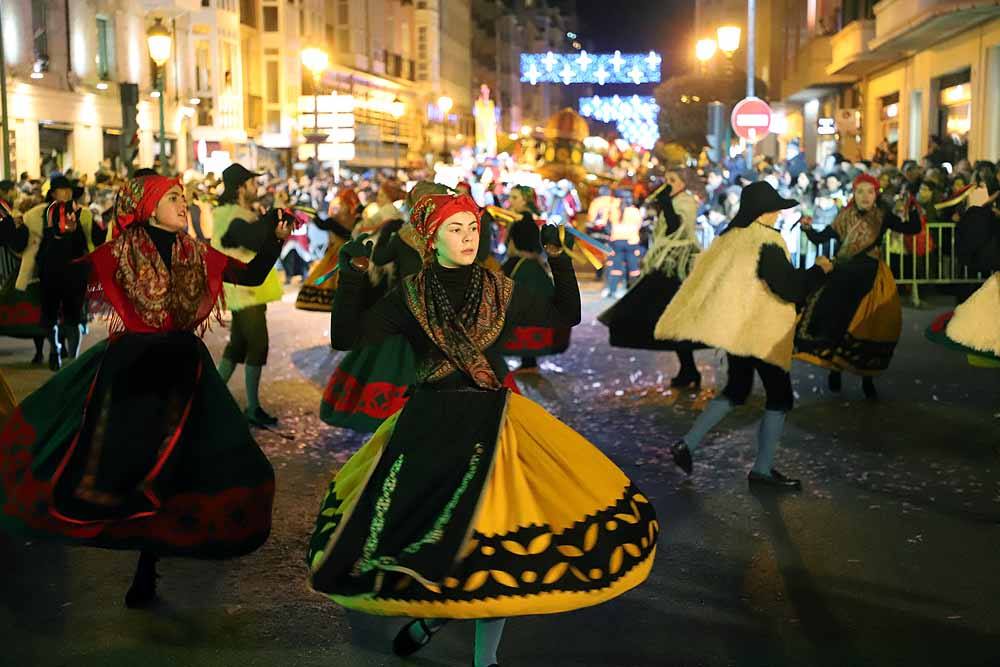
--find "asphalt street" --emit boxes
[1,279,998,667]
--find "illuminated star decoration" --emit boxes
[560,63,575,84]
[578,95,660,150]
[520,52,662,85]
[610,50,625,72]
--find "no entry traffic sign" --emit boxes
[731,97,772,143]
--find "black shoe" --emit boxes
[31,351,44,365]
[48,352,61,372]
[862,376,878,400]
[669,441,693,475]
[125,552,159,609]
[669,373,701,390]
[246,407,279,427]
[748,468,802,490]
[827,371,842,393]
[393,619,443,657]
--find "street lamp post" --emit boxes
[390,97,405,172]
[438,95,453,163]
[301,48,330,162]
[147,18,172,175]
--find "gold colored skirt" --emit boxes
[295,241,344,312]
[795,260,902,376]
[307,391,658,618]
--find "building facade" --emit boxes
[1,0,479,177]
[769,0,1000,166]
[471,0,579,139]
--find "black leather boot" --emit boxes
[125,550,159,609]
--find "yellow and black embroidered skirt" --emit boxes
[795,257,902,375]
[295,242,343,312]
[307,389,658,618]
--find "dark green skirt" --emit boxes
[0,332,274,558]
[320,336,416,433]
[0,277,45,339]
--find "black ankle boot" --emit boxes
[862,376,878,400]
[669,372,701,390]
[827,371,842,392]
[125,551,159,609]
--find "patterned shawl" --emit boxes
[832,203,885,260]
[402,264,514,388]
[92,224,223,335]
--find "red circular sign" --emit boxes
[730,97,772,143]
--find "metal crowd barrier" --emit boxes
[695,220,986,307]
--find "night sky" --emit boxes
[568,0,695,78]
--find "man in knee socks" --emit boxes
[34,178,95,370]
[213,164,284,427]
[653,182,832,489]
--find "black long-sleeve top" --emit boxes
[331,253,581,389]
[803,203,922,247]
[757,243,827,305]
[656,189,682,235]
[220,215,273,253]
[313,214,354,240]
[146,224,281,286]
[956,205,1000,273]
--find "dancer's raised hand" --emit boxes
[339,233,374,272]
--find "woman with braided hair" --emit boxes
[306,192,657,667]
[0,175,289,609]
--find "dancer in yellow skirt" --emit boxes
[307,193,657,667]
[794,173,922,399]
[0,370,14,425]
[295,188,362,312]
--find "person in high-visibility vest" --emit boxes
[212,164,285,427]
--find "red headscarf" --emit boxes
[338,187,361,213]
[852,173,881,197]
[409,193,481,251]
[114,175,181,233]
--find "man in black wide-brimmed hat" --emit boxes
[21,176,99,369]
[212,163,285,427]
[654,181,834,490]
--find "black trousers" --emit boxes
[40,278,86,328]
[222,304,269,366]
[722,354,794,412]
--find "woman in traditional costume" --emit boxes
[0,175,286,608]
[319,183,423,433]
[322,183,517,433]
[501,185,571,374]
[307,193,658,667]
[295,188,362,312]
[598,169,704,389]
[794,173,922,399]
[926,192,1000,367]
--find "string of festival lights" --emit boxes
[578,95,660,149]
[520,51,662,85]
